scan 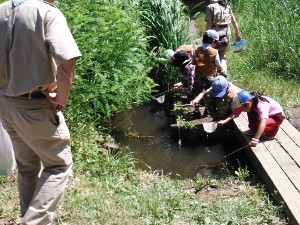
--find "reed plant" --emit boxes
[138,0,189,50]
[138,0,191,90]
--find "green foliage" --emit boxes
[57,0,157,126]
[138,0,189,50]
[56,171,286,224]
[235,166,250,181]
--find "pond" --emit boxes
[111,102,243,179]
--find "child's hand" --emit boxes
[249,138,259,147]
[171,87,182,93]
[217,120,225,125]
[190,100,198,106]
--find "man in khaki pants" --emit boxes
[0,0,81,224]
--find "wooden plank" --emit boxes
[281,119,300,148]
[276,128,300,168]
[252,143,300,225]
[233,114,300,224]
[263,139,300,192]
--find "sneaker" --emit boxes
[264,128,281,140]
[264,134,276,140]
[244,129,257,136]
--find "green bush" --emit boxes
[57,0,157,127]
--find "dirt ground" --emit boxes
[289,106,300,131]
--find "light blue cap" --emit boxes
[205,29,219,41]
[166,49,175,58]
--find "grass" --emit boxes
[230,0,300,79]
[0,165,287,224]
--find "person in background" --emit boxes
[192,29,227,100]
[0,0,81,224]
[190,75,241,120]
[205,0,242,72]
[226,91,286,147]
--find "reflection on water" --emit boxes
[111,103,240,179]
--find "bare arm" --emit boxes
[218,114,236,125]
[231,20,242,42]
[42,58,77,111]
[190,91,208,106]
[250,119,266,147]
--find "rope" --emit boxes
[223,145,250,159]
[154,89,171,97]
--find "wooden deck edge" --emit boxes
[232,115,300,225]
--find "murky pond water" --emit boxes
[111,102,241,179]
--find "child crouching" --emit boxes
[230,91,286,147]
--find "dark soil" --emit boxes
[289,106,300,131]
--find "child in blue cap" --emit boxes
[192,30,227,96]
[190,75,241,120]
[226,91,286,147]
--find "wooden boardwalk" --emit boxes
[233,112,300,225]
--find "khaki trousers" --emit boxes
[0,95,73,225]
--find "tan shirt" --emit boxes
[0,0,81,96]
[205,3,236,25]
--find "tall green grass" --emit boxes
[138,0,189,50]
[229,0,300,80]
[138,0,191,89]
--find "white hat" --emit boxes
[166,49,175,58]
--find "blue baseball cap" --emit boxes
[210,76,228,97]
[237,91,252,105]
[205,30,219,41]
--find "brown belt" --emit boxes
[19,91,46,99]
[212,24,228,28]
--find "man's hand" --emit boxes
[43,58,77,112]
[42,89,65,111]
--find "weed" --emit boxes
[235,166,250,181]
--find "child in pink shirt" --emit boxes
[233,91,285,147]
